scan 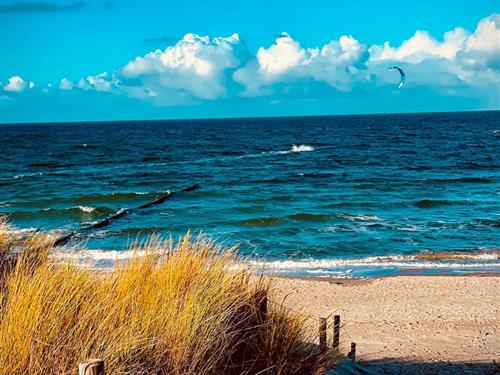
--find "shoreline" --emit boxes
[277,271,500,283]
[273,274,499,374]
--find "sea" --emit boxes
[1,111,499,277]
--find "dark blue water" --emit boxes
[1,111,499,276]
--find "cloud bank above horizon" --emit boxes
[2,13,499,117]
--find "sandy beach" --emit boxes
[274,275,500,374]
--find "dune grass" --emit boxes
[0,218,332,374]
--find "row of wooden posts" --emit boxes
[319,314,356,360]
[78,296,356,375]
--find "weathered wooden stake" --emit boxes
[319,318,327,351]
[348,342,356,361]
[257,293,267,322]
[333,314,340,351]
[79,359,105,375]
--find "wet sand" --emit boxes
[273,275,499,374]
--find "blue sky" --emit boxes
[1,0,499,123]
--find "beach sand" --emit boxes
[273,275,499,374]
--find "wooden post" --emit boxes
[333,315,340,351]
[348,342,356,361]
[257,292,267,322]
[79,359,105,375]
[319,318,327,351]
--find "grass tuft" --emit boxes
[0,218,333,374]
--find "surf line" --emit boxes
[54,184,199,247]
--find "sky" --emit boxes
[0,0,499,123]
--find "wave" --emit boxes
[289,213,330,221]
[241,250,500,276]
[76,206,96,213]
[426,177,492,184]
[414,199,464,208]
[473,218,500,228]
[239,217,285,227]
[49,248,500,277]
[69,191,152,205]
[277,144,314,154]
[51,249,148,268]
[337,214,383,221]
[241,144,315,159]
[58,206,113,217]
[73,143,97,150]
[28,162,78,169]
[291,144,314,153]
[7,206,113,220]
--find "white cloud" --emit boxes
[459,14,500,71]
[368,14,500,88]
[257,33,307,75]
[368,29,469,63]
[59,78,73,90]
[77,72,113,92]
[9,13,496,106]
[4,76,27,92]
[234,33,369,95]
[234,13,499,97]
[116,33,247,104]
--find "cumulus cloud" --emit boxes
[458,14,500,71]
[114,33,247,104]
[368,29,469,63]
[59,78,73,90]
[234,33,369,95]
[8,13,497,108]
[77,72,113,92]
[234,14,499,97]
[3,76,27,92]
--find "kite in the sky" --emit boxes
[389,66,406,89]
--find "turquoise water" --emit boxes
[1,111,499,276]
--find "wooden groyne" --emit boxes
[54,184,199,247]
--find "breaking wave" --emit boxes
[284,144,314,153]
[50,248,500,277]
[240,250,500,277]
[241,144,315,158]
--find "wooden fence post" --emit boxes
[79,359,105,375]
[333,315,340,351]
[348,342,356,361]
[257,292,267,323]
[319,318,327,351]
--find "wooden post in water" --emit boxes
[319,318,327,351]
[333,315,340,351]
[79,359,105,375]
[348,342,356,361]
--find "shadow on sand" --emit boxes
[356,358,500,375]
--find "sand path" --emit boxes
[273,275,499,374]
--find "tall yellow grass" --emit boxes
[0,218,332,374]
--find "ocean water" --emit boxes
[1,111,499,277]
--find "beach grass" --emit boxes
[0,217,332,374]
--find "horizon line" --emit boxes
[1,108,498,126]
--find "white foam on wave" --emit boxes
[291,144,314,153]
[50,248,157,269]
[54,249,144,262]
[50,248,500,277]
[241,144,315,158]
[337,214,383,221]
[9,227,38,236]
[243,252,500,272]
[76,206,96,213]
[277,144,315,154]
